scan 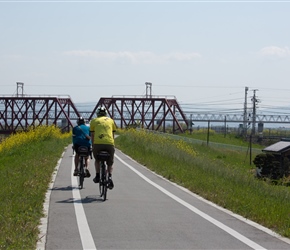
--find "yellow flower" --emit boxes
[0,125,70,153]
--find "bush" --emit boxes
[253,153,290,183]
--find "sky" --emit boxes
[1,0,290,116]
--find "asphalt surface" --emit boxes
[36,145,290,250]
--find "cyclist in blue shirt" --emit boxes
[72,117,92,177]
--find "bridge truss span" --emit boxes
[0,97,80,134]
[190,113,290,124]
[89,97,188,133]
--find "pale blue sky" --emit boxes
[1,0,290,115]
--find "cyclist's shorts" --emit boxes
[74,144,90,157]
[93,144,115,166]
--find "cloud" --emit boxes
[164,52,201,61]
[63,50,201,64]
[259,46,290,58]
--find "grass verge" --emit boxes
[115,129,290,238]
[0,126,71,250]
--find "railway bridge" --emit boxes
[0,95,188,135]
[1,95,290,135]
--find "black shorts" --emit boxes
[93,144,115,166]
[73,144,90,156]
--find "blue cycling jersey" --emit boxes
[72,124,91,147]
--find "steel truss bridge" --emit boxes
[1,96,290,135]
[0,96,80,134]
[0,96,188,134]
[189,113,290,124]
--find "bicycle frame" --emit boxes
[77,146,92,189]
[97,151,111,201]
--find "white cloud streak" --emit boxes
[63,50,201,64]
[259,46,290,58]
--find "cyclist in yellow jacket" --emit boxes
[90,107,117,189]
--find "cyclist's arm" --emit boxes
[89,120,94,144]
[72,127,77,144]
[112,119,117,139]
[85,133,91,140]
[90,131,94,144]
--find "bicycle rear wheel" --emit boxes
[99,179,103,197]
[99,162,103,195]
[102,176,107,201]
[78,158,85,189]
[99,162,107,201]
[102,177,107,201]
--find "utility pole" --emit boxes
[251,89,259,135]
[243,86,248,137]
[224,115,227,138]
[189,114,193,134]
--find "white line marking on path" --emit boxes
[71,156,97,250]
[36,151,65,250]
[115,154,267,250]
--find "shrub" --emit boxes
[253,153,290,181]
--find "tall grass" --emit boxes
[115,129,290,238]
[183,129,264,148]
[0,126,71,250]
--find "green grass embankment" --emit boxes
[0,126,71,250]
[1,126,289,249]
[115,129,290,238]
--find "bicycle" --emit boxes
[77,146,92,189]
[96,151,111,201]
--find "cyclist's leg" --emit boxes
[84,146,91,177]
[92,144,101,183]
[73,144,80,176]
[106,145,115,174]
[85,156,89,168]
[106,145,115,189]
[93,160,100,183]
[74,154,79,171]
[84,156,91,177]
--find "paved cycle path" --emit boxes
[37,145,290,250]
